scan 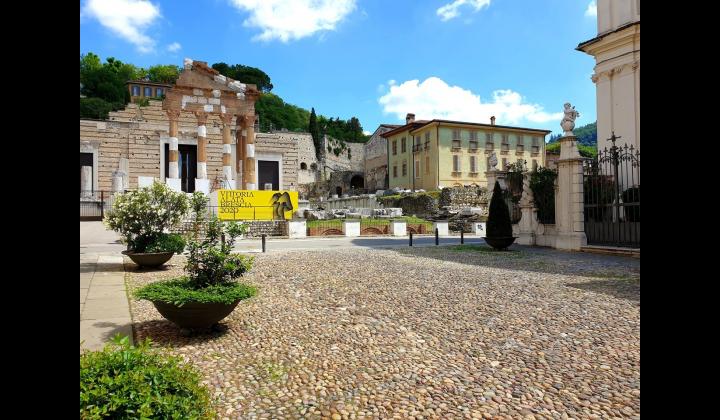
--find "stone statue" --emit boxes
[519,174,534,207]
[560,103,580,136]
[488,152,498,171]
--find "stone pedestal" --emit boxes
[516,173,539,245]
[433,221,449,236]
[471,222,486,235]
[342,219,360,237]
[166,178,182,192]
[81,166,92,197]
[390,220,407,236]
[195,179,210,195]
[288,220,307,238]
[485,170,508,192]
[138,176,154,188]
[111,171,124,193]
[554,135,587,250]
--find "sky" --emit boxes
[80,0,600,138]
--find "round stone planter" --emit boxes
[122,251,174,268]
[151,300,241,331]
[483,236,517,250]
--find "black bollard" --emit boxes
[409,231,413,247]
[461,229,464,244]
[435,228,439,246]
[261,234,266,253]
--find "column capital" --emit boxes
[220,113,234,126]
[166,109,181,121]
[243,114,256,125]
[194,111,209,125]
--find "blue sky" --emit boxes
[80,0,599,138]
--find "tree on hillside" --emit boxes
[211,62,273,92]
[147,64,181,84]
[308,108,321,160]
[80,54,147,118]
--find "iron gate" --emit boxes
[583,133,640,248]
[80,190,110,221]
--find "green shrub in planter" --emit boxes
[134,193,256,312]
[486,181,513,238]
[145,233,186,254]
[105,182,190,253]
[80,335,214,419]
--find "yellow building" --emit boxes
[382,114,551,190]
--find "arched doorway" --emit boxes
[336,186,342,196]
[350,175,364,189]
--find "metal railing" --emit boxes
[206,205,283,221]
[80,190,115,221]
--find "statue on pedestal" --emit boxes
[560,103,580,137]
[488,152,498,171]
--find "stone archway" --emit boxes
[350,175,364,190]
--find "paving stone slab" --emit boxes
[80,317,133,352]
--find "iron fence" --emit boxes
[583,134,640,248]
[206,205,284,221]
[80,190,116,221]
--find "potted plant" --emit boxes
[105,182,190,268]
[133,193,257,335]
[483,181,517,250]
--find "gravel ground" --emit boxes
[127,246,640,420]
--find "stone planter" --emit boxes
[122,251,174,268]
[483,236,517,250]
[152,299,241,331]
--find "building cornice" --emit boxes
[576,20,640,53]
[591,59,640,83]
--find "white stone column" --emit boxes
[243,114,257,190]
[166,110,182,191]
[220,113,235,189]
[342,219,360,237]
[81,166,92,198]
[554,135,587,250]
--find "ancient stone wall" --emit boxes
[439,186,489,211]
[80,100,299,191]
[244,220,288,237]
[364,126,393,191]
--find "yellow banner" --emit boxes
[216,190,299,220]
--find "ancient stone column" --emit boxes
[166,110,181,179]
[220,113,234,189]
[195,111,209,180]
[81,166,92,197]
[554,135,587,250]
[243,114,257,190]
[235,115,246,190]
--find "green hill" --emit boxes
[548,122,597,146]
[80,52,370,143]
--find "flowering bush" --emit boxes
[105,182,190,253]
[134,190,255,305]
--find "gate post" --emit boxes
[554,134,587,250]
[100,190,104,220]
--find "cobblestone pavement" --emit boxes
[127,247,640,419]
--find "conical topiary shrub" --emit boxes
[484,181,516,249]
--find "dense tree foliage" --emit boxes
[548,122,597,146]
[211,62,273,92]
[308,108,322,159]
[545,142,597,158]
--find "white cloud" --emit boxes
[167,42,181,52]
[363,130,371,135]
[229,0,356,42]
[437,0,490,22]
[81,0,161,53]
[585,1,597,17]
[378,77,562,126]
